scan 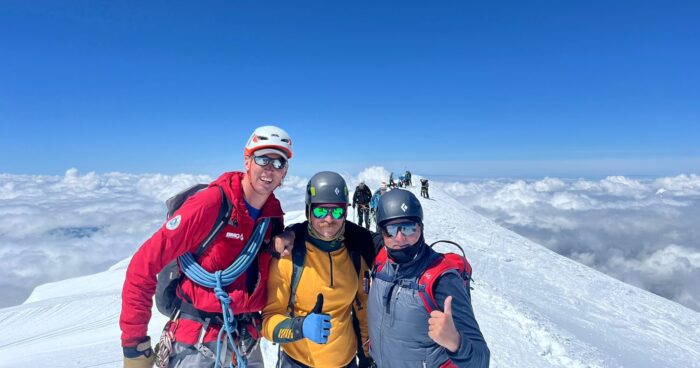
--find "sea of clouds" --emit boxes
[0,169,211,308]
[438,174,700,312]
[1,168,698,314]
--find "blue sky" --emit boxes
[1,0,698,178]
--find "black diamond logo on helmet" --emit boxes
[335,187,340,195]
[401,203,408,212]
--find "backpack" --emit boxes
[154,184,232,317]
[373,240,472,313]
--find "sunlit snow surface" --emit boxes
[1,169,699,367]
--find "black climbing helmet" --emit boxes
[305,171,349,206]
[376,189,423,227]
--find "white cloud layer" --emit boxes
[2,168,698,315]
[439,174,700,311]
[0,169,219,307]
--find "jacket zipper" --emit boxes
[388,264,400,327]
[328,252,334,288]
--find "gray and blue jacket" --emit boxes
[368,244,490,368]
[370,191,383,210]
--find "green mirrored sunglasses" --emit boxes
[312,206,345,220]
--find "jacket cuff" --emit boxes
[445,333,469,360]
[123,337,153,358]
[271,317,305,343]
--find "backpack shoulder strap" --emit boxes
[372,247,389,274]
[193,185,232,259]
[417,253,472,313]
[349,249,362,276]
[349,249,368,312]
[348,247,370,363]
[166,185,232,313]
[286,232,308,317]
[418,253,472,313]
[417,253,448,313]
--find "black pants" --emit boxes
[421,187,429,198]
[357,206,370,229]
[278,351,358,368]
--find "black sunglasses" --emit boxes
[253,155,287,169]
[382,221,419,238]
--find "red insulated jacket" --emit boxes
[120,171,284,347]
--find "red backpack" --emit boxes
[374,240,473,313]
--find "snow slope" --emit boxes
[1,181,698,367]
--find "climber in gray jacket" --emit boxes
[367,189,489,368]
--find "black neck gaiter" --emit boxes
[386,237,425,264]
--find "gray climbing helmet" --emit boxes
[376,189,423,227]
[305,171,349,205]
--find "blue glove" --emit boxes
[302,313,331,344]
[302,294,331,344]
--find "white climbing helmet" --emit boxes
[244,125,293,159]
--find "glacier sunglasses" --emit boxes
[252,155,287,170]
[381,221,419,238]
[312,206,346,220]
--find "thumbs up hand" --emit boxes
[428,296,461,352]
[302,294,332,344]
[311,293,324,314]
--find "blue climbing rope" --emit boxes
[179,217,271,368]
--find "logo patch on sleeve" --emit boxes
[166,215,182,230]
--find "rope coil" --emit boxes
[179,218,271,368]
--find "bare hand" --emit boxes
[428,296,460,352]
[272,230,295,257]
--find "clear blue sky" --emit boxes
[1,1,698,178]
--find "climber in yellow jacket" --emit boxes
[262,171,374,368]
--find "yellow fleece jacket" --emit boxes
[262,240,369,367]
